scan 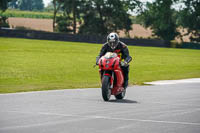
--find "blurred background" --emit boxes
[0,0,200,44]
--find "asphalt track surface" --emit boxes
[0,79,200,133]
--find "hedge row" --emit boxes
[1,10,57,19]
[171,41,200,49]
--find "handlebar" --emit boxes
[120,61,129,67]
[94,61,128,68]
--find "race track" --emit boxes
[0,79,200,133]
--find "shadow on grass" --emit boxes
[108,99,139,104]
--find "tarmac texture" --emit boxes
[0,80,200,133]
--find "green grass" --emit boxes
[0,37,200,93]
[1,9,60,19]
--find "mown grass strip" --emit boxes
[0,37,200,93]
[2,10,61,19]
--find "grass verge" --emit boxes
[0,37,200,93]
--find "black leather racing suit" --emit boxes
[96,41,132,89]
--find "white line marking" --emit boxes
[145,78,200,85]
[1,110,79,117]
[1,110,200,128]
[103,108,195,117]
[94,116,200,126]
[0,117,92,130]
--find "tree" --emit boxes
[139,0,179,41]
[0,0,11,12]
[18,0,44,11]
[178,0,200,42]
[52,0,63,32]
[56,15,73,33]
[59,0,83,34]
[0,0,11,28]
[44,2,54,12]
[79,0,140,36]
[55,0,140,35]
[33,0,44,10]
[18,0,33,10]
[8,0,18,9]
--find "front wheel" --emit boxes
[101,76,111,101]
[115,89,126,100]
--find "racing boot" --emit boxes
[123,70,129,89]
[123,79,128,89]
[122,65,129,89]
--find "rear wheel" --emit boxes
[102,76,111,101]
[115,89,126,100]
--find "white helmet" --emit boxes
[107,32,119,49]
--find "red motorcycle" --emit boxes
[98,52,126,101]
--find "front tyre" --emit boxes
[115,89,126,100]
[102,76,111,101]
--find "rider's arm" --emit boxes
[122,45,132,63]
[96,44,107,64]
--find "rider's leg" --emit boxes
[122,65,129,89]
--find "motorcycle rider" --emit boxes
[96,32,132,89]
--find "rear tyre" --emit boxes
[102,76,111,101]
[115,89,126,100]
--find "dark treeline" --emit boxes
[8,0,44,11]
[0,0,200,43]
[139,0,200,42]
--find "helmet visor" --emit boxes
[109,40,118,49]
[110,42,116,49]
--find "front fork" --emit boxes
[99,70,114,88]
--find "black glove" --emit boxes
[120,61,128,67]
